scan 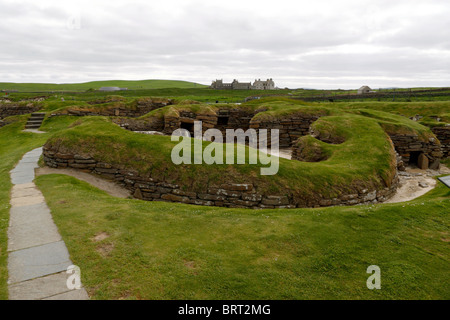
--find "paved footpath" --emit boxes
[7,147,89,300]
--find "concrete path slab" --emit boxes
[8,241,72,284]
[11,185,42,198]
[7,147,88,300]
[8,272,85,300]
[22,129,46,134]
[43,288,90,300]
[11,174,36,185]
[8,215,62,251]
[10,194,46,207]
[9,203,54,227]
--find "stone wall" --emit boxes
[0,103,40,119]
[162,108,257,136]
[432,126,450,158]
[50,98,174,118]
[215,109,257,133]
[113,117,165,132]
[389,134,442,169]
[163,110,217,135]
[43,146,399,209]
[117,105,445,169]
[250,115,321,147]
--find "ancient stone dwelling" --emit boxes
[210,79,275,90]
[117,104,446,172]
[40,99,449,209]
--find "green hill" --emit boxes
[0,79,207,92]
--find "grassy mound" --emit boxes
[44,112,397,203]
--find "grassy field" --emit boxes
[0,94,449,300]
[34,173,449,299]
[0,79,207,92]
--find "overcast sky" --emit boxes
[0,0,449,89]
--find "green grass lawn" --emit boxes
[34,173,449,299]
[0,79,207,92]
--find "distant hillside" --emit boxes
[0,79,207,92]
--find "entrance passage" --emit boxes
[180,122,194,136]
[217,116,229,126]
[409,151,421,166]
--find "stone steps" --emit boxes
[24,113,45,129]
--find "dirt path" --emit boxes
[385,164,450,203]
[35,167,131,199]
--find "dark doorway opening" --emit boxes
[217,116,229,126]
[180,122,194,136]
[409,151,421,166]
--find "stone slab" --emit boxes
[10,194,46,207]
[8,241,72,284]
[11,182,35,190]
[11,174,36,185]
[11,185,42,198]
[22,129,46,134]
[8,214,62,251]
[43,288,89,300]
[9,203,52,226]
[437,175,450,188]
[10,164,38,175]
[17,159,39,164]
[10,170,35,178]
[8,272,73,300]
[23,147,43,156]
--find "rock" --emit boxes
[363,191,377,202]
[241,193,262,202]
[418,182,429,188]
[134,188,143,199]
[161,194,185,202]
[429,159,440,170]
[261,196,289,206]
[221,183,253,191]
[172,189,197,198]
[55,153,74,160]
[417,153,429,170]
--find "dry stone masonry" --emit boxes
[50,98,174,118]
[43,146,399,209]
[0,103,41,120]
[432,126,450,158]
[41,103,449,209]
[389,134,442,170]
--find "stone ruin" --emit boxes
[116,105,446,170]
[42,103,449,209]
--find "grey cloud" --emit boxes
[0,0,449,89]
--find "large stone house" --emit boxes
[210,78,275,90]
